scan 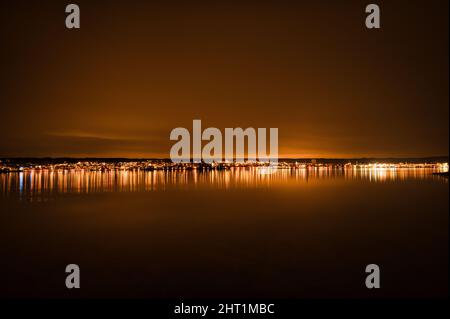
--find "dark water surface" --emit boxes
[0,168,448,298]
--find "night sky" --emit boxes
[1,0,448,158]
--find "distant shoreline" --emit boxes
[1,157,448,174]
[0,156,448,164]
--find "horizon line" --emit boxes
[1,155,449,160]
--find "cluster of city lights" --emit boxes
[0,160,448,173]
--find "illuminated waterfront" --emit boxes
[0,158,448,173]
[0,159,448,298]
[0,166,447,198]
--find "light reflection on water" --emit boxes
[0,167,447,197]
[0,166,448,298]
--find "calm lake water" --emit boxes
[1,167,447,196]
[0,168,448,298]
